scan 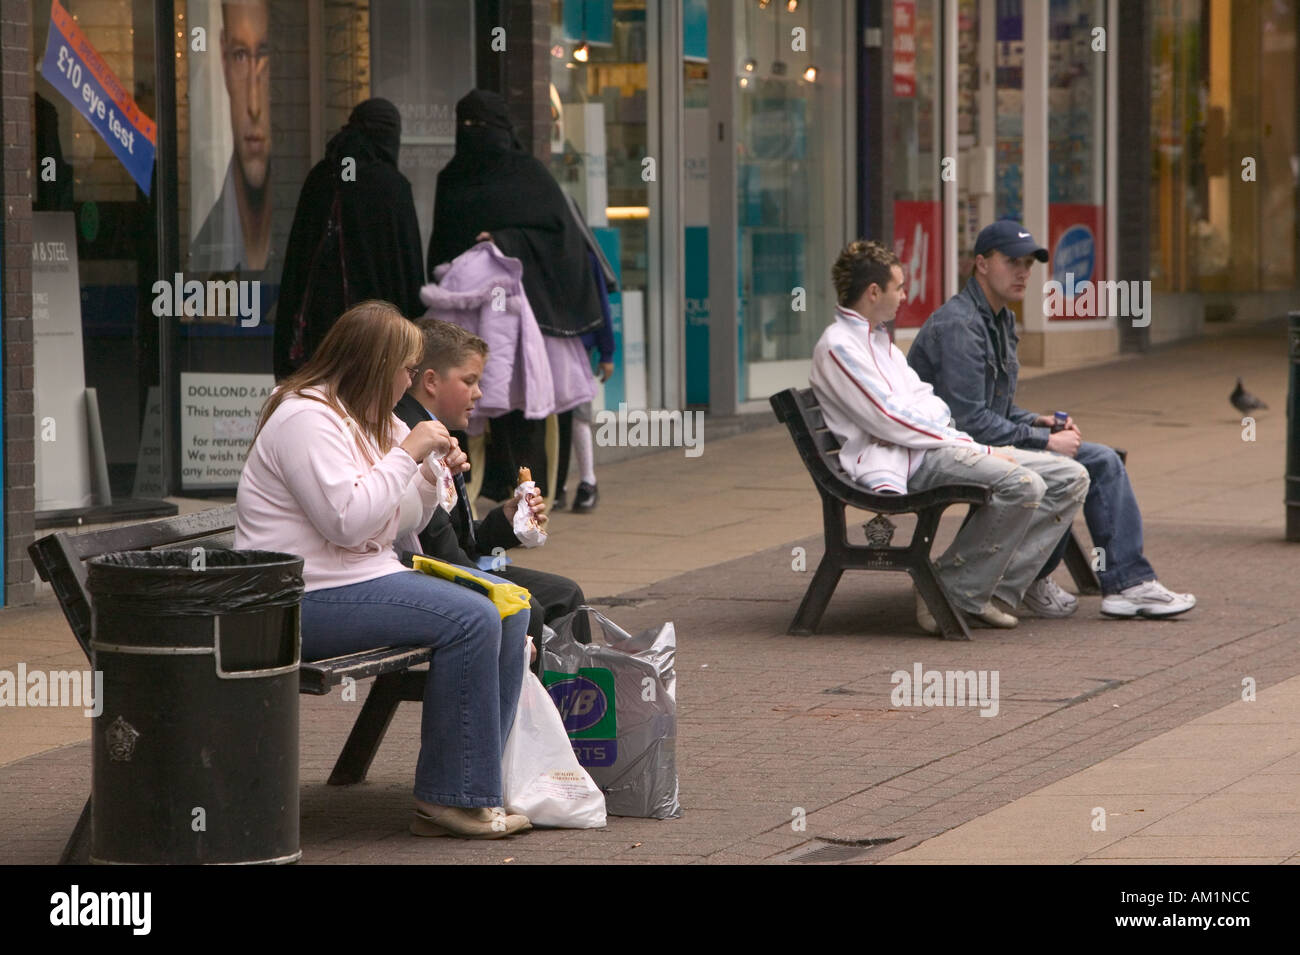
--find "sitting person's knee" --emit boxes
[1066,461,1091,496]
[1084,444,1124,476]
[994,465,1046,504]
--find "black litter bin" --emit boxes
[86,549,304,865]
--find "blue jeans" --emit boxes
[1036,441,1155,595]
[300,569,528,808]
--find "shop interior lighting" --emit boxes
[802,65,818,82]
[739,75,751,88]
[744,57,757,72]
[573,2,590,63]
[787,0,799,10]
[607,206,650,220]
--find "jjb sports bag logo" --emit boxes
[548,675,606,731]
[542,667,617,767]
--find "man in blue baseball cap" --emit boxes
[907,219,1196,620]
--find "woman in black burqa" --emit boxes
[429,89,604,498]
[274,98,424,380]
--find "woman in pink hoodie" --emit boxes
[236,301,531,839]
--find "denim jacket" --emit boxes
[906,277,1051,450]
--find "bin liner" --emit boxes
[541,608,680,819]
[87,549,304,614]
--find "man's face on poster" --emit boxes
[221,0,270,191]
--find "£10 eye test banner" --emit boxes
[38,0,157,195]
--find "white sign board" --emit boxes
[33,212,92,511]
[180,372,275,489]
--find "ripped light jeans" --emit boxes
[908,446,1090,613]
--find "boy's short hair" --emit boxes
[414,319,488,375]
[831,239,901,307]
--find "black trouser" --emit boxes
[495,563,588,672]
[554,409,574,496]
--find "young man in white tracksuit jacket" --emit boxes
[809,240,1089,632]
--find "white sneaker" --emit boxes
[1020,577,1078,618]
[1101,580,1196,619]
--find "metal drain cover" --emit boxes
[783,837,899,864]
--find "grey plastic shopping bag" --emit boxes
[540,608,681,819]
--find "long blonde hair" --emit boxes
[254,300,422,464]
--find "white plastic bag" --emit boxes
[502,640,606,828]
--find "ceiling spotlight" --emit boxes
[787,0,799,11]
[758,0,771,9]
[802,65,818,82]
[551,44,565,58]
[739,75,751,88]
[744,57,757,72]
[573,42,590,62]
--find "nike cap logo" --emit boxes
[1018,232,1031,238]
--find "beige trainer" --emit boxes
[969,603,1018,629]
[410,805,532,839]
[916,590,939,634]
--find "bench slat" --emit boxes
[300,647,432,695]
[58,504,241,561]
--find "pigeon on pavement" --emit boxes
[1230,377,1267,413]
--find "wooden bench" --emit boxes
[771,387,991,640]
[29,503,430,864]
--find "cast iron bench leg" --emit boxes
[1064,531,1102,595]
[327,670,426,785]
[910,561,972,641]
[910,506,972,640]
[59,796,92,865]
[789,494,852,635]
[789,557,844,635]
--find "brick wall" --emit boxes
[2,0,34,606]
[502,0,550,164]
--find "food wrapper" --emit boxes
[513,466,547,548]
[420,454,457,513]
[436,455,458,512]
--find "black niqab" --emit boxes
[428,90,603,338]
[274,98,424,379]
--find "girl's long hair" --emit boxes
[253,300,422,465]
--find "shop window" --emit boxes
[1046,0,1106,319]
[732,0,847,402]
[549,0,652,410]
[892,0,943,329]
[31,0,162,504]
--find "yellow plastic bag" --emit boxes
[411,555,532,620]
